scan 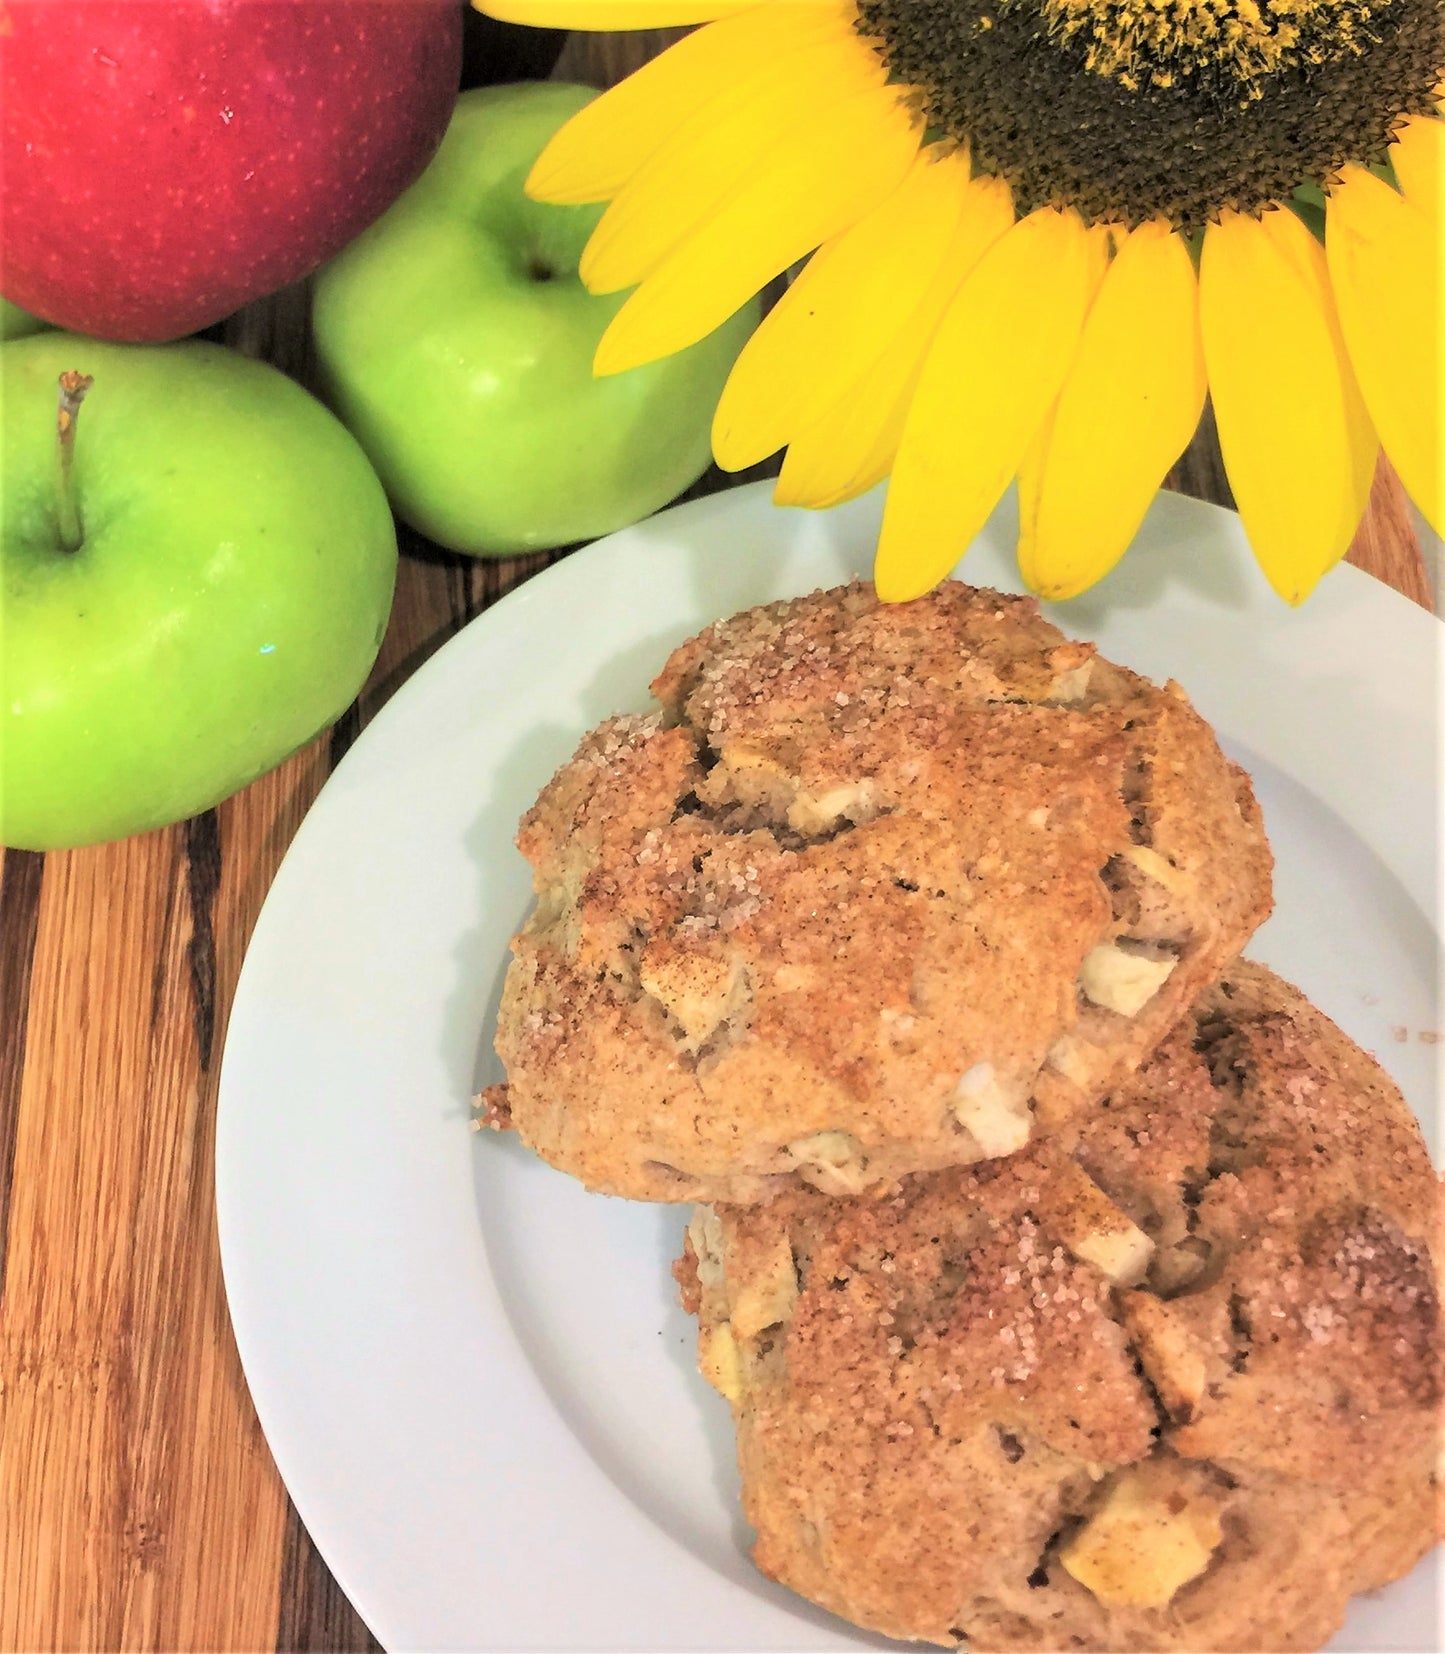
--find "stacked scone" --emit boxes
[485,582,1441,1651]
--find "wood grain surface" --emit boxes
[0,18,1433,1654]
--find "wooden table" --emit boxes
[0,26,1434,1653]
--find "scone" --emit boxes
[679,962,1442,1651]
[497,580,1272,1203]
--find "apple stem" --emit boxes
[55,371,94,553]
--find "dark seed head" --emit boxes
[854,0,1445,229]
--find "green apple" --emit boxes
[312,82,759,557]
[1,334,397,850]
[2,297,49,340]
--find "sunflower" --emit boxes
[479,0,1442,604]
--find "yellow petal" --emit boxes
[594,83,921,374]
[1201,206,1378,605]
[1014,404,1052,560]
[1017,223,1206,599]
[874,207,1104,602]
[527,2,855,205]
[712,147,968,472]
[774,170,1015,506]
[774,347,910,507]
[581,23,880,293]
[1389,111,1444,213]
[477,1,740,28]
[1327,165,1442,535]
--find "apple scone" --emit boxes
[678,962,1442,1651]
[496,580,1272,1203]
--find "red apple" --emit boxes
[0,0,462,342]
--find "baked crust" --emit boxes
[684,962,1442,1650]
[498,581,1272,1203]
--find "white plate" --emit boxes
[217,482,1443,1653]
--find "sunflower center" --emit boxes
[1041,0,1382,93]
[854,0,1445,228]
